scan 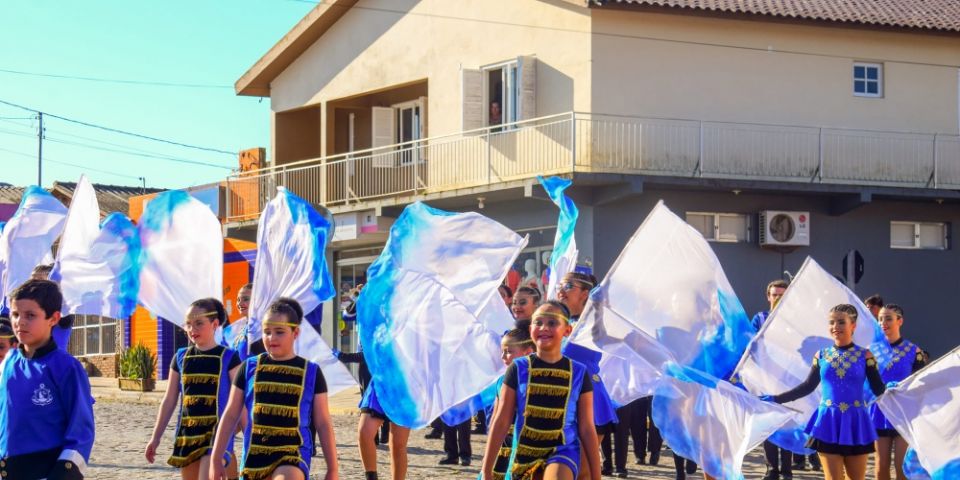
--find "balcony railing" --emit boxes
[225,112,960,222]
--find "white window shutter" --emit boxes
[372,106,395,168]
[461,68,483,132]
[518,55,537,120]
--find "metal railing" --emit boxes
[225,112,960,222]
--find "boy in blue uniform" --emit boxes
[0,279,95,480]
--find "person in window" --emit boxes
[489,101,502,126]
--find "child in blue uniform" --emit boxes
[0,321,18,363]
[210,297,338,480]
[484,328,536,480]
[221,283,252,354]
[0,279,95,480]
[763,304,887,480]
[482,301,601,480]
[869,304,926,480]
[145,298,242,479]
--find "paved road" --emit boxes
[87,398,833,479]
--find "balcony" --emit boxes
[225,112,960,222]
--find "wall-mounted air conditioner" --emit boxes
[759,211,810,247]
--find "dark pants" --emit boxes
[443,419,472,460]
[763,440,793,474]
[612,398,644,470]
[635,396,662,460]
[474,409,487,433]
[673,453,697,475]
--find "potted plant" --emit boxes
[118,342,157,392]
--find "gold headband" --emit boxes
[185,311,219,321]
[563,277,595,288]
[0,334,14,340]
[533,311,569,323]
[263,319,300,328]
[503,339,535,347]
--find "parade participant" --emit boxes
[762,304,888,480]
[557,272,618,480]
[482,301,601,480]
[222,284,252,353]
[863,295,883,321]
[673,453,700,480]
[752,279,794,480]
[357,380,411,480]
[870,304,926,480]
[0,279,95,480]
[210,298,338,480]
[30,263,54,281]
[484,328,535,479]
[145,298,241,479]
[498,284,513,308]
[511,286,541,331]
[0,322,17,363]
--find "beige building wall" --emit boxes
[591,10,959,135]
[270,0,594,139]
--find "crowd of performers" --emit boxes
[0,262,933,480]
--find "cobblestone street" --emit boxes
[88,398,828,480]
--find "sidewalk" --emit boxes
[90,376,362,414]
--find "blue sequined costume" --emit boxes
[564,314,618,433]
[869,338,925,436]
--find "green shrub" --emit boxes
[119,342,156,380]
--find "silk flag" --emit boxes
[0,186,67,303]
[358,202,525,428]
[538,176,578,300]
[248,187,355,396]
[734,256,891,453]
[137,191,222,328]
[53,175,141,319]
[875,346,960,479]
[652,363,796,480]
[569,200,752,404]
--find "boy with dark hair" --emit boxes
[0,279,95,480]
[863,294,884,320]
[0,322,17,363]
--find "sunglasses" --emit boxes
[558,282,583,292]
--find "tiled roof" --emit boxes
[0,183,164,217]
[593,0,960,33]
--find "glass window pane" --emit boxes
[718,215,748,242]
[890,223,915,248]
[866,82,878,94]
[102,323,116,354]
[85,323,100,355]
[918,223,947,249]
[854,81,866,93]
[68,326,84,356]
[866,67,878,80]
[854,66,865,78]
[686,213,715,240]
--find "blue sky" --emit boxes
[0,1,315,190]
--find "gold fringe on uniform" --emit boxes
[498,446,513,458]
[242,455,304,480]
[183,373,219,385]
[167,448,207,468]
[525,405,566,420]
[528,383,570,396]
[253,403,300,418]
[529,368,572,380]
[257,364,305,376]
[180,415,218,427]
[247,443,299,456]
[254,381,303,395]
[512,459,547,480]
[514,444,555,457]
[520,425,564,442]
[183,395,217,407]
[491,472,507,480]
[251,425,301,439]
[175,431,213,447]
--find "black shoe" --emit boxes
[425,429,442,439]
[601,466,613,476]
[675,473,685,480]
[460,457,471,466]
[648,451,660,466]
[810,456,822,471]
[438,457,459,465]
[685,461,697,475]
[761,470,780,480]
[615,468,628,478]
[635,456,645,465]
[792,460,806,470]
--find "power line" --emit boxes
[0,98,239,156]
[43,135,232,169]
[0,146,141,181]
[0,67,233,89]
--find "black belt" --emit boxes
[1,448,84,480]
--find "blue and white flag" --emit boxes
[569,200,752,405]
[358,202,526,428]
[875,346,960,479]
[137,191,222,328]
[53,175,141,319]
[0,186,67,302]
[652,363,796,480]
[734,257,891,453]
[538,176,578,300]
[248,187,355,396]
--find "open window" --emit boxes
[462,55,536,132]
[371,96,427,168]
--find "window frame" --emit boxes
[481,59,520,127]
[68,314,118,357]
[890,221,949,250]
[853,62,883,98]
[685,212,752,243]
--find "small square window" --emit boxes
[890,221,948,250]
[854,62,883,98]
[686,212,750,243]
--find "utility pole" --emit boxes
[37,112,43,185]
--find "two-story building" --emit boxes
[227,0,960,357]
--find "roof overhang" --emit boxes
[235,0,358,97]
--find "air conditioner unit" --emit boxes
[759,211,810,247]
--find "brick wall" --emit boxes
[80,354,119,377]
